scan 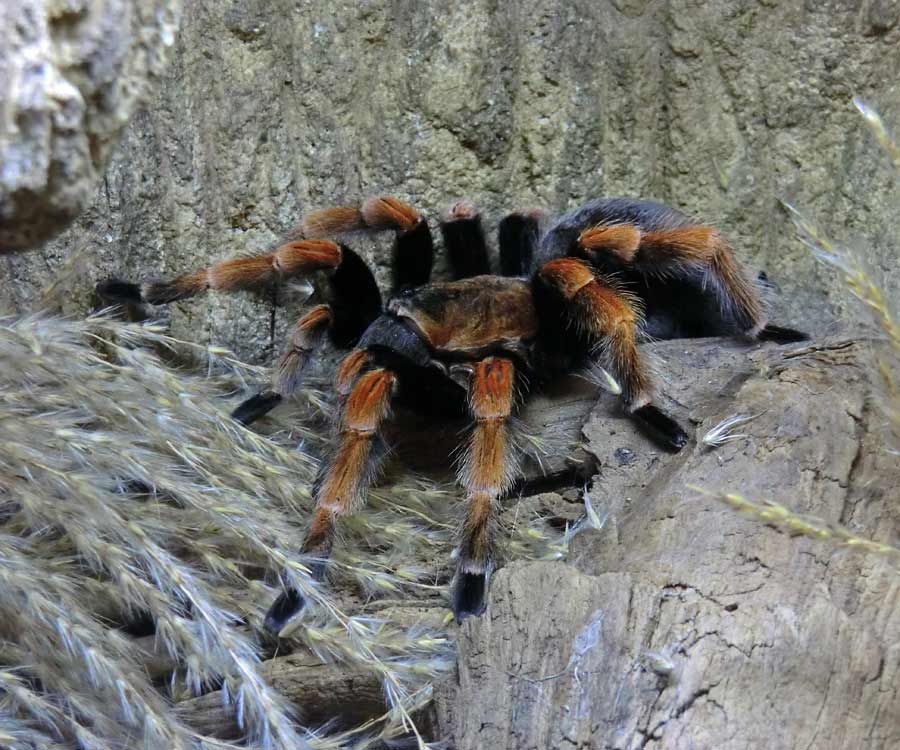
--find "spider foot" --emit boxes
[451,565,492,623]
[263,588,306,636]
[631,404,689,452]
[451,573,487,622]
[757,324,809,344]
[96,278,144,306]
[231,390,283,425]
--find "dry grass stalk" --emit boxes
[0,314,459,749]
[0,312,569,749]
[691,487,900,560]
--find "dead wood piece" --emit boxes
[177,652,384,737]
[435,337,900,750]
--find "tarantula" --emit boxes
[97,196,806,633]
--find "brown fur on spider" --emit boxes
[96,196,807,633]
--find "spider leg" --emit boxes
[303,196,434,292]
[537,257,689,451]
[499,209,545,276]
[578,222,807,341]
[635,225,767,336]
[231,244,382,425]
[439,201,491,278]
[755,324,809,344]
[97,240,342,305]
[263,366,396,635]
[233,344,372,426]
[232,304,332,424]
[334,348,372,400]
[452,356,518,621]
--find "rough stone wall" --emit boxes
[0,0,181,251]
[3,0,899,362]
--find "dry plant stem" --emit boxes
[853,97,900,172]
[0,313,568,748]
[0,545,197,750]
[0,314,466,749]
[692,487,900,560]
[5,473,306,750]
[784,198,900,443]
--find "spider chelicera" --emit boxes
[97,195,806,632]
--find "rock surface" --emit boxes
[434,337,900,749]
[0,0,181,251]
[3,0,900,361]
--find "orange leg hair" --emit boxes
[577,222,766,335]
[231,304,335,425]
[452,356,518,621]
[271,305,333,397]
[638,225,766,334]
[305,367,396,556]
[538,257,688,451]
[263,367,395,634]
[539,258,652,409]
[334,349,371,400]
[139,239,342,304]
[302,196,434,292]
[302,196,421,235]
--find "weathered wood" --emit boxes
[434,337,900,750]
[176,652,384,737]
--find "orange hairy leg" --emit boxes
[305,367,396,552]
[96,240,342,305]
[538,258,651,408]
[263,368,396,635]
[271,305,333,397]
[637,226,767,335]
[538,257,688,451]
[301,196,434,292]
[575,219,806,343]
[577,223,642,263]
[144,240,340,304]
[230,242,383,425]
[334,349,371,399]
[578,222,769,337]
[231,304,334,425]
[452,357,518,621]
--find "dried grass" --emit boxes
[691,487,900,561]
[0,313,566,749]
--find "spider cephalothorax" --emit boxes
[97,195,806,632]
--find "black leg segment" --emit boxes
[263,553,330,636]
[231,390,283,425]
[392,220,434,292]
[327,245,382,348]
[757,324,810,344]
[499,210,543,276]
[440,202,491,279]
[96,279,144,306]
[631,404,690,452]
